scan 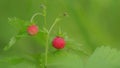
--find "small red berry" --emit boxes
[52,36,66,49]
[27,24,39,36]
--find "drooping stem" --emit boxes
[30,13,43,23]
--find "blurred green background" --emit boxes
[0,0,120,60]
[0,0,120,49]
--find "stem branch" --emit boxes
[44,18,60,68]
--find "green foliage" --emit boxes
[8,17,29,30]
[47,51,83,68]
[4,36,16,51]
[3,17,120,68]
[1,46,120,68]
[86,46,120,68]
[0,55,36,68]
[47,46,120,68]
[0,0,120,68]
[3,18,30,51]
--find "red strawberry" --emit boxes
[27,24,39,36]
[52,36,66,49]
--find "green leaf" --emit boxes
[0,58,36,68]
[4,18,30,51]
[47,46,120,68]
[3,33,29,51]
[86,46,120,68]
[47,50,84,68]
[0,56,24,64]
[0,55,37,68]
[33,31,46,47]
[65,36,91,56]
[8,17,29,30]
[3,36,16,51]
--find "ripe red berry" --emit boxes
[27,24,39,36]
[52,36,66,49]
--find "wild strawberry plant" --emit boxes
[1,4,120,68]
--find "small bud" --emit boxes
[40,4,46,9]
[63,12,68,17]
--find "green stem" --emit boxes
[43,6,48,68]
[45,34,49,67]
[43,4,61,67]
[44,18,60,68]
[30,13,43,23]
[48,18,60,34]
[43,9,47,27]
